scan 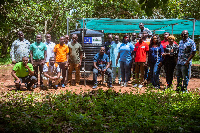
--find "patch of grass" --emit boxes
[0,88,200,132]
[0,55,11,65]
[192,60,200,65]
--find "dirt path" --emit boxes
[0,64,200,94]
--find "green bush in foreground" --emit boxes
[0,89,200,132]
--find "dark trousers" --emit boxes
[93,68,112,85]
[15,75,37,89]
[33,60,44,85]
[57,62,67,85]
[164,62,176,87]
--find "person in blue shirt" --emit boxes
[110,35,121,84]
[92,47,113,89]
[176,30,196,92]
[116,34,134,87]
[148,35,164,88]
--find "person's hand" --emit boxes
[15,79,21,84]
[12,60,16,64]
[162,53,166,57]
[79,61,81,66]
[65,62,68,68]
[24,64,29,69]
[158,62,162,68]
[102,69,106,72]
[144,62,148,67]
[184,60,189,67]
[98,68,101,72]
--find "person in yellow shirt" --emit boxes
[54,36,69,88]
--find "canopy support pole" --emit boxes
[192,19,195,40]
[82,18,86,86]
[67,18,69,35]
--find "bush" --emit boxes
[0,89,200,132]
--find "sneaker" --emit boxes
[61,84,65,88]
[118,81,121,85]
[120,82,124,87]
[32,84,37,89]
[138,84,143,88]
[124,82,127,87]
[76,83,80,87]
[92,85,97,89]
[133,84,138,87]
[108,85,114,88]
[67,82,72,86]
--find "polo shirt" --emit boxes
[13,62,34,78]
[54,44,69,62]
[30,42,47,60]
[118,43,134,62]
[68,42,83,64]
[161,40,177,50]
[134,41,149,62]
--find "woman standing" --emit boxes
[159,35,178,88]
[148,35,164,88]
[116,34,134,87]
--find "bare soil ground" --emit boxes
[0,64,200,94]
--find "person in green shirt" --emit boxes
[11,56,37,90]
[30,34,47,88]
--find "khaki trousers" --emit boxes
[68,63,80,83]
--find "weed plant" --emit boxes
[0,88,200,132]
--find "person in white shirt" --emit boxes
[44,34,56,62]
[110,35,121,84]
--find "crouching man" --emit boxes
[11,56,37,90]
[42,57,62,89]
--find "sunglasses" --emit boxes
[100,50,105,52]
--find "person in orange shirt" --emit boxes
[54,36,69,88]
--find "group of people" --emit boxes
[97,23,196,92]
[11,32,83,90]
[11,22,196,92]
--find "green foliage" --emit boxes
[1,89,200,132]
[0,54,11,65]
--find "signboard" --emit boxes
[84,37,102,44]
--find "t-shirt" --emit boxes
[134,41,149,62]
[30,42,47,60]
[68,42,83,64]
[13,62,34,78]
[161,40,177,50]
[118,43,134,62]
[54,44,69,62]
[93,53,109,69]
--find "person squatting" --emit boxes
[11,25,196,92]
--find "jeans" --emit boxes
[135,62,145,85]
[176,64,191,91]
[149,62,161,87]
[120,61,131,83]
[112,67,121,82]
[93,67,112,85]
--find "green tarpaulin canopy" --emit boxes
[79,18,200,36]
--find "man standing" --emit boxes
[64,35,70,45]
[161,32,177,50]
[139,23,152,37]
[176,30,196,92]
[54,36,69,88]
[42,57,62,89]
[133,34,149,88]
[93,47,113,89]
[30,34,47,88]
[104,34,114,58]
[110,35,121,84]
[11,56,37,90]
[68,34,83,86]
[131,33,137,45]
[10,31,30,64]
[45,34,56,62]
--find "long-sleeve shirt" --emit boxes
[110,42,121,67]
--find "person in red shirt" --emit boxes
[161,32,177,50]
[133,34,149,88]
